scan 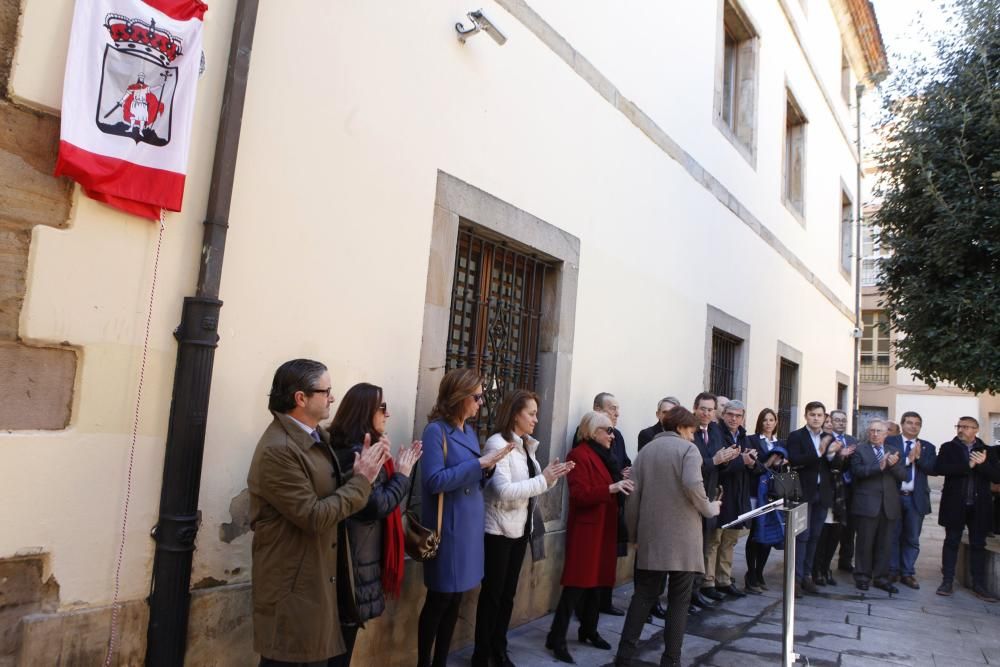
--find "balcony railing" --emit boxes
[861,257,881,287]
[860,364,890,384]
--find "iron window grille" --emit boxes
[710,329,741,400]
[446,226,552,443]
[777,359,799,440]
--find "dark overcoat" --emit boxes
[936,437,1000,531]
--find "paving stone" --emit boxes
[860,625,988,662]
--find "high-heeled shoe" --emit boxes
[546,634,575,663]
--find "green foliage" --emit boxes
[873,0,1000,393]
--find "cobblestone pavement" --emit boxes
[449,488,1000,666]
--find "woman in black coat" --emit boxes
[329,382,423,666]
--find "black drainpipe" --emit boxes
[852,82,864,437]
[145,2,259,664]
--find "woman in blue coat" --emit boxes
[417,368,514,667]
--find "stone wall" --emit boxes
[0,1,76,431]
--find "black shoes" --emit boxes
[813,571,828,587]
[600,605,626,617]
[855,580,870,591]
[647,601,667,622]
[691,590,717,608]
[578,630,611,650]
[873,580,899,594]
[838,561,854,573]
[545,635,574,663]
[800,577,818,594]
[973,584,999,603]
[701,587,726,601]
[717,584,746,598]
[744,575,762,595]
[936,580,953,596]
[687,603,702,615]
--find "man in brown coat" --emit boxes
[248,359,388,666]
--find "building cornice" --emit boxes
[836,0,889,82]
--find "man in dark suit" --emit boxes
[786,401,842,594]
[710,400,755,598]
[638,396,681,451]
[829,410,860,573]
[690,392,740,608]
[935,416,1000,601]
[885,411,937,589]
[850,419,906,592]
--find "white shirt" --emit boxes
[901,439,916,493]
[808,427,823,484]
[287,415,316,437]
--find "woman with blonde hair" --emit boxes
[546,410,634,664]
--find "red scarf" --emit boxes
[381,458,405,599]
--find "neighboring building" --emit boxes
[857,220,1000,445]
[0,1,885,664]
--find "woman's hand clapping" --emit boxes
[395,439,423,476]
[609,479,635,496]
[541,458,575,485]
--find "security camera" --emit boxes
[851,327,862,339]
[456,9,507,46]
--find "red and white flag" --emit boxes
[55,0,208,221]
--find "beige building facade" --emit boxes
[1,1,885,663]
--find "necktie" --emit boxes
[905,440,914,482]
[875,446,884,463]
[310,429,321,444]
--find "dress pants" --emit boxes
[814,522,843,577]
[942,505,989,585]
[890,494,923,577]
[693,519,713,595]
[549,587,600,646]
[615,569,694,667]
[418,590,464,667]
[745,540,772,583]
[838,485,855,568]
[854,512,894,584]
[794,502,829,581]
[473,533,529,662]
[705,528,748,587]
[260,659,335,667]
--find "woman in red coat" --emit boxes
[546,411,635,663]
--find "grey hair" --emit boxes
[723,399,746,414]
[658,396,681,410]
[866,419,886,430]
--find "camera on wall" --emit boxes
[456,9,508,45]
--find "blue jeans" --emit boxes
[890,494,923,577]
[795,502,829,581]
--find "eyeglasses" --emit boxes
[602,426,615,435]
[308,387,333,396]
[471,393,485,403]
[955,424,977,430]
[378,402,389,414]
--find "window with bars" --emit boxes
[860,310,890,383]
[446,226,553,443]
[710,329,742,399]
[783,91,807,218]
[777,359,799,439]
[837,382,848,412]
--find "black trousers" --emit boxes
[328,624,359,667]
[854,512,894,584]
[417,590,463,667]
[615,569,694,667]
[838,487,856,567]
[814,522,843,577]
[549,587,600,646]
[473,533,529,661]
[745,541,772,583]
[942,505,989,585]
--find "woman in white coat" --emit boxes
[471,390,575,667]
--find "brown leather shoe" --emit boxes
[888,574,899,584]
[900,575,919,590]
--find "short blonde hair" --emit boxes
[578,410,611,441]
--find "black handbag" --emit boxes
[402,431,445,561]
[768,464,803,502]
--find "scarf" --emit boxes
[585,439,628,546]
[380,457,405,599]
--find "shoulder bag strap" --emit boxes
[437,429,447,536]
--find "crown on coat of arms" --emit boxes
[105,14,183,64]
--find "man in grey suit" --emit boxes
[851,419,907,592]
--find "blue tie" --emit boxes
[875,446,884,463]
[310,429,321,444]
[905,441,914,482]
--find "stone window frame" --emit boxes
[840,49,853,110]
[713,0,760,168]
[782,85,809,224]
[836,371,850,412]
[414,171,580,525]
[703,305,750,402]
[775,341,803,435]
[839,181,854,281]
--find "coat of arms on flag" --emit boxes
[55,0,207,220]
